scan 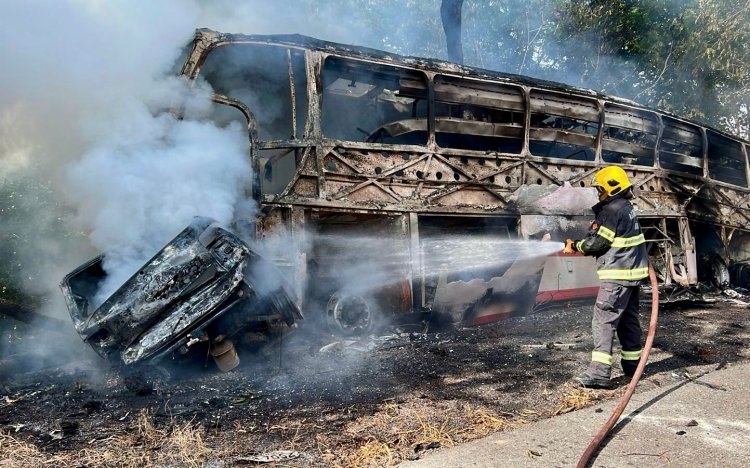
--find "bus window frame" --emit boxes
[431,74,526,155]
[319,55,430,148]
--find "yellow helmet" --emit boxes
[592,166,632,200]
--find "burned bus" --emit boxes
[176,28,750,332]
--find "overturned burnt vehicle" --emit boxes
[61,217,301,369]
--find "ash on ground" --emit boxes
[2,296,749,466]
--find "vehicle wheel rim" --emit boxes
[328,293,372,335]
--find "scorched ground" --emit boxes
[1,296,749,466]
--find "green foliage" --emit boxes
[552,0,750,136]
[2,1,749,312]
[461,0,559,76]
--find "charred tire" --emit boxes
[326,292,381,337]
[729,262,750,288]
[700,254,730,289]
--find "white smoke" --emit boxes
[0,1,258,304]
[0,0,443,306]
[67,95,252,299]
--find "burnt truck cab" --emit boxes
[61,217,301,367]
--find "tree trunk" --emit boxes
[441,0,464,64]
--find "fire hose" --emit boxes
[577,261,659,468]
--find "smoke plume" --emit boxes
[0,1,447,310]
[1,2,248,306]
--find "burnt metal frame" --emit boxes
[181,29,750,289]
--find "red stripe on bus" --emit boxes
[471,311,513,326]
[469,287,599,326]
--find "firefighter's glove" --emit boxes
[563,239,575,254]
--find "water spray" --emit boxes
[419,237,564,275]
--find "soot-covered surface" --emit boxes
[1,296,749,466]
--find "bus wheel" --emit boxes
[326,292,379,336]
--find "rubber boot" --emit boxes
[573,372,612,389]
[621,359,640,378]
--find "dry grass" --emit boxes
[0,410,214,468]
[0,432,46,467]
[314,400,525,467]
[345,439,394,467]
[462,406,516,437]
[551,384,620,416]
[2,387,621,467]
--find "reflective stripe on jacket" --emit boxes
[575,195,649,286]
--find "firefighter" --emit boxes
[562,165,649,388]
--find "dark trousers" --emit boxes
[587,282,642,379]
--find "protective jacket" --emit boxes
[573,194,648,286]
